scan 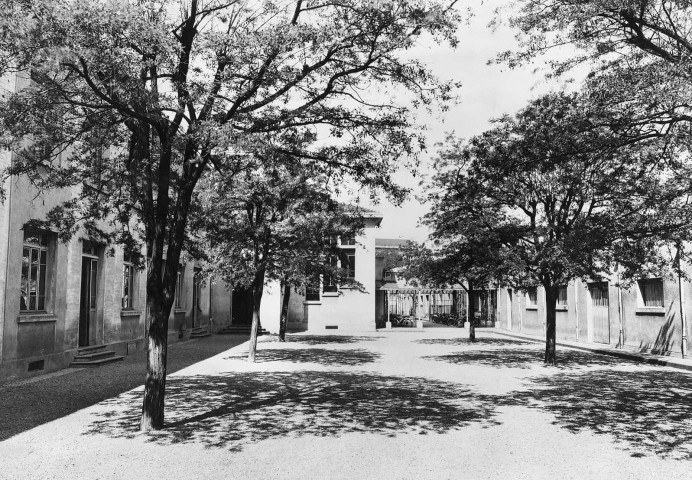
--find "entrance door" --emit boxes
[589,282,610,344]
[79,256,98,347]
[231,286,254,325]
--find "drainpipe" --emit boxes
[209,281,214,333]
[519,290,523,332]
[617,266,624,349]
[677,242,688,358]
[574,281,579,342]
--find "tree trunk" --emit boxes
[140,250,176,432]
[279,278,290,342]
[468,280,476,342]
[139,218,179,432]
[544,284,558,365]
[140,306,168,431]
[248,267,266,362]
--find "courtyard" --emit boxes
[1,329,691,479]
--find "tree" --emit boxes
[0,0,462,430]
[426,92,690,364]
[496,0,692,145]
[412,136,525,342]
[194,149,363,361]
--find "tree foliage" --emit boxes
[193,148,363,357]
[424,91,691,363]
[0,0,462,430]
[497,0,692,149]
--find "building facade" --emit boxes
[495,273,690,357]
[274,213,383,333]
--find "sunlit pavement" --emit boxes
[1,329,691,480]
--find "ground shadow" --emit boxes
[84,371,499,451]
[285,335,381,345]
[505,368,692,459]
[0,335,247,442]
[416,337,532,347]
[223,348,381,366]
[424,347,623,370]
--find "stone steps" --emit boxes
[190,326,212,338]
[217,325,268,336]
[70,345,124,368]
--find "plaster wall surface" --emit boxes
[287,286,305,325]
[619,276,682,354]
[303,217,379,332]
[0,73,17,364]
[497,271,692,357]
[210,282,232,329]
[259,281,282,333]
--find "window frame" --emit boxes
[305,276,321,302]
[382,270,396,282]
[526,287,538,307]
[557,285,568,306]
[323,254,339,293]
[121,253,137,310]
[341,248,356,281]
[638,278,664,308]
[20,229,50,313]
[174,267,184,309]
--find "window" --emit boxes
[20,230,49,312]
[174,267,184,309]
[324,255,338,293]
[383,270,396,282]
[305,277,321,301]
[342,249,355,280]
[639,278,663,307]
[122,253,137,309]
[557,286,567,306]
[526,287,537,306]
[341,234,356,246]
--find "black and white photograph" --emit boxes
[1,1,692,478]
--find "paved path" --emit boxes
[1,329,692,479]
[0,334,248,442]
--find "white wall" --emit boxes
[305,216,380,332]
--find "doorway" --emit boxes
[79,251,99,347]
[231,286,254,325]
[589,282,610,344]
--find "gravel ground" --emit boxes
[0,334,248,441]
[1,329,692,479]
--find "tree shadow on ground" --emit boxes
[84,371,499,451]
[285,335,381,345]
[416,337,532,347]
[424,347,623,370]
[223,348,381,366]
[504,368,692,459]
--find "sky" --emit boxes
[368,0,571,243]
